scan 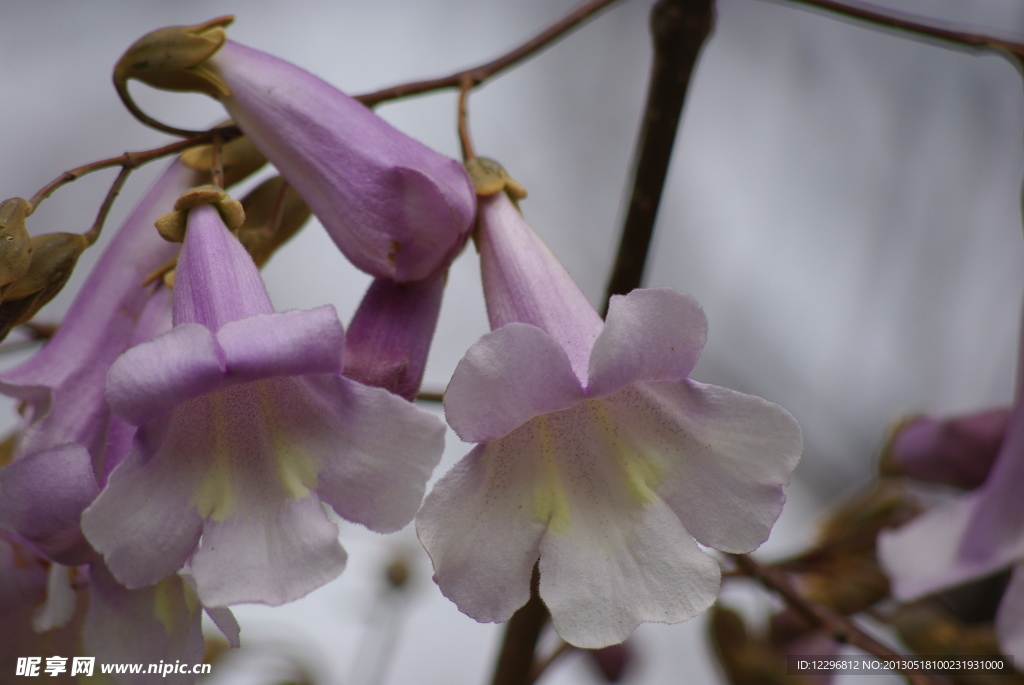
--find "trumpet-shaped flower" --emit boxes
[879,303,1024,658]
[0,162,188,565]
[202,39,476,283]
[81,200,445,607]
[416,191,802,648]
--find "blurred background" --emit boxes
[1,0,1023,682]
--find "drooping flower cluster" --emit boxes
[417,185,802,648]
[0,15,807,682]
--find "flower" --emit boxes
[416,190,802,648]
[0,161,190,565]
[81,196,445,607]
[0,531,236,685]
[879,408,1008,489]
[201,38,476,283]
[878,304,1024,658]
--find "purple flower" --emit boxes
[0,532,234,685]
[416,192,802,648]
[0,161,188,564]
[881,408,1008,489]
[879,307,1024,658]
[81,199,445,607]
[204,40,476,283]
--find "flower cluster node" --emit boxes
[179,132,267,188]
[464,157,528,200]
[155,185,244,243]
[113,16,234,99]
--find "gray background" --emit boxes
[1,0,1022,682]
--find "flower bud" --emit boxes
[113,16,233,99]
[0,233,90,337]
[880,409,1008,489]
[0,198,33,289]
[155,185,245,243]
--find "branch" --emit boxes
[356,0,628,107]
[27,128,241,214]
[776,0,1024,61]
[730,553,945,685]
[603,0,715,311]
[490,566,548,685]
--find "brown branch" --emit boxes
[603,0,715,312]
[457,76,476,161]
[83,166,133,246]
[776,0,1024,61]
[415,390,444,403]
[27,127,241,214]
[356,0,628,107]
[490,565,548,685]
[210,131,225,189]
[730,553,945,685]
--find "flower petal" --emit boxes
[605,382,801,553]
[33,563,77,632]
[444,323,583,444]
[587,288,707,398]
[85,562,206,684]
[190,494,346,607]
[539,498,721,648]
[0,443,98,565]
[106,323,225,426]
[218,306,344,379]
[205,605,241,648]
[308,376,445,533]
[877,494,1015,599]
[417,443,548,624]
[82,420,205,589]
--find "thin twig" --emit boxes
[210,131,225,189]
[415,390,444,403]
[457,75,476,161]
[357,0,628,107]
[603,0,715,312]
[730,553,944,685]
[83,166,133,246]
[776,0,1024,61]
[27,127,241,214]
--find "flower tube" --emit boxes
[417,188,802,648]
[82,194,445,607]
[117,21,476,281]
[0,162,189,566]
